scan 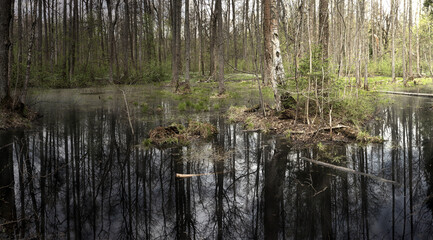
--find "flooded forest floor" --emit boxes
[1,74,433,239]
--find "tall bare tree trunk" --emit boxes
[408,0,413,79]
[171,0,181,91]
[319,0,329,60]
[63,0,68,81]
[184,0,191,90]
[243,0,249,61]
[194,0,205,75]
[122,0,130,79]
[416,0,421,76]
[21,2,38,104]
[232,0,237,69]
[69,0,78,81]
[106,0,119,83]
[403,0,407,86]
[158,0,163,65]
[15,0,23,97]
[215,0,225,95]
[0,0,12,103]
[363,1,368,91]
[38,0,43,67]
[209,5,216,76]
[355,0,365,88]
[391,0,396,82]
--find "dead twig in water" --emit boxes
[176,171,227,178]
[301,157,400,186]
[119,88,134,136]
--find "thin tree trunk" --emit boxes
[184,0,191,90]
[403,0,407,86]
[14,0,23,101]
[416,0,421,76]
[171,0,181,90]
[38,0,43,67]
[158,0,163,65]
[0,0,12,103]
[391,0,396,82]
[210,1,217,77]
[8,0,14,102]
[408,0,412,79]
[122,0,130,79]
[215,0,225,94]
[43,0,49,64]
[21,4,38,104]
[232,0,237,69]
[243,0,249,61]
[63,0,68,81]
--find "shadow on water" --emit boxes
[1,86,433,239]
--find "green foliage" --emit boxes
[187,121,218,138]
[178,101,187,111]
[245,116,255,130]
[317,142,325,151]
[142,138,152,148]
[213,103,221,110]
[356,130,384,143]
[332,91,377,125]
[299,45,329,81]
[140,62,170,83]
[284,129,292,140]
[141,103,149,113]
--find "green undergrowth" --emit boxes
[365,76,433,91]
[356,130,385,144]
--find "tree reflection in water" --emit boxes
[0,93,433,239]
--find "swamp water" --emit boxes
[1,85,433,239]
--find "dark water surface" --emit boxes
[1,85,433,239]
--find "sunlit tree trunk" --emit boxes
[264,0,284,111]
[416,0,421,76]
[391,0,396,82]
[403,0,407,86]
[408,0,413,79]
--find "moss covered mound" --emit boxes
[0,102,39,130]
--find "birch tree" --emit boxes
[263,0,285,111]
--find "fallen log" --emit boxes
[301,157,400,186]
[290,124,350,135]
[316,124,349,132]
[376,90,433,98]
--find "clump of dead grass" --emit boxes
[143,121,217,148]
[225,105,383,145]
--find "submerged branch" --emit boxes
[301,157,400,186]
[119,88,135,136]
[376,90,433,98]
